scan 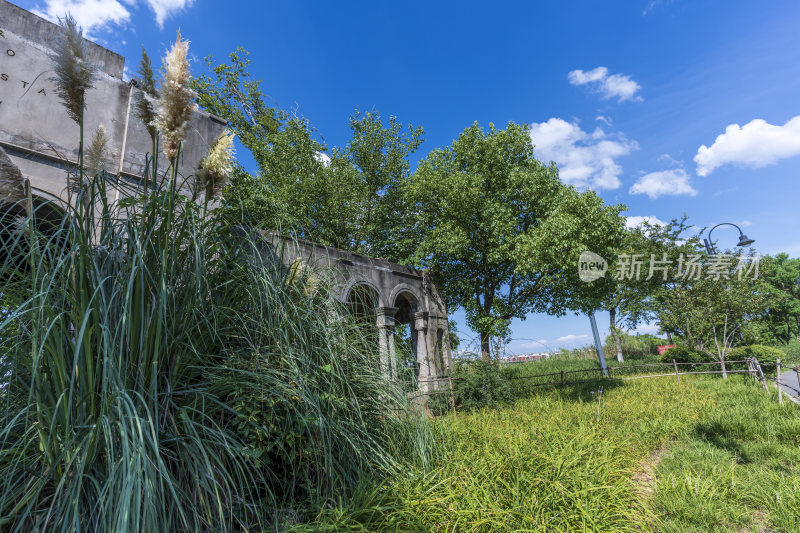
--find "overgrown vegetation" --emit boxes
[304,365,800,532]
[0,22,434,531]
[301,369,800,532]
[653,379,800,532]
[3,11,800,533]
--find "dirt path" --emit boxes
[632,445,669,500]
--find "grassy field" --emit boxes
[298,367,800,532]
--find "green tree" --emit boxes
[605,217,698,361]
[192,50,422,261]
[192,48,281,171]
[334,109,424,261]
[758,253,800,344]
[407,122,625,361]
[657,252,774,377]
[192,50,326,228]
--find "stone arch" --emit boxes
[29,194,67,235]
[0,194,66,279]
[343,281,381,322]
[390,286,422,385]
[341,278,384,308]
[390,284,421,324]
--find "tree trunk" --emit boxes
[480,331,491,361]
[667,331,673,344]
[609,307,624,362]
[720,358,728,379]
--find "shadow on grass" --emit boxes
[692,421,753,464]
[523,377,628,402]
[429,374,629,415]
[436,358,693,415]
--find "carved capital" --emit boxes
[376,306,398,328]
[413,311,429,331]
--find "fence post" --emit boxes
[777,359,783,405]
[448,375,457,415]
[756,359,769,392]
[560,370,564,386]
[672,359,680,381]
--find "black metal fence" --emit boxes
[414,357,800,412]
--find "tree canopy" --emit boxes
[192,49,422,262]
[758,253,800,344]
[406,122,625,360]
[604,217,699,361]
[656,252,774,376]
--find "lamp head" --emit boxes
[737,234,755,247]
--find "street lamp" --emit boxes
[703,222,755,254]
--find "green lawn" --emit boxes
[298,371,800,532]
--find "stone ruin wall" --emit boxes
[0,0,226,204]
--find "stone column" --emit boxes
[414,311,431,391]
[376,307,398,379]
[427,315,453,379]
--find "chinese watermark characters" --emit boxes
[577,251,762,283]
[615,253,760,281]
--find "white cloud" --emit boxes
[517,333,591,350]
[625,215,667,230]
[531,118,637,190]
[568,66,643,103]
[314,152,331,166]
[694,116,800,176]
[33,0,131,33]
[631,322,662,336]
[629,168,697,199]
[595,115,613,127]
[554,334,590,343]
[657,153,682,167]
[33,0,192,32]
[517,339,551,349]
[144,0,194,28]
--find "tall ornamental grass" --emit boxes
[0,19,435,531]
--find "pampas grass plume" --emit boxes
[155,30,196,164]
[51,14,95,124]
[197,130,235,199]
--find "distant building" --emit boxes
[499,352,554,364]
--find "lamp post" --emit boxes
[589,311,609,377]
[702,222,756,344]
[703,222,755,254]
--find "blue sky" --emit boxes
[18,0,800,352]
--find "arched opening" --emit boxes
[345,282,380,356]
[0,196,66,280]
[345,282,379,321]
[393,290,419,389]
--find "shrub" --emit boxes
[605,332,668,360]
[659,345,709,364]
[431,359,513,414]
[777,340,800,364]
[729,344,785,368]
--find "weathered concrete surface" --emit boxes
[0,145,24,204]
[261,232,453,392]
[0,0,226,204]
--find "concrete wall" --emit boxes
[260,232,453,391]
[0,0,225,203]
